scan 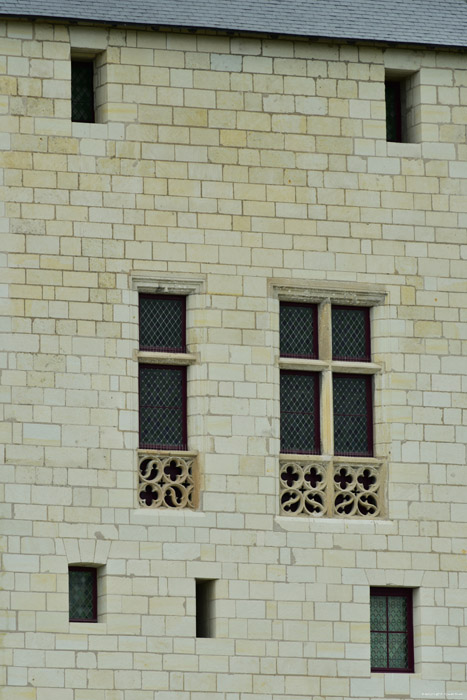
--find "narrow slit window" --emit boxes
[385,79,402,142]
[196,579,215,638]
[69,566,97,622]
[71,59,95,123]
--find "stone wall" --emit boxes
[1,17,467,700]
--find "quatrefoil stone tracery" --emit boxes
[138,453,195,509]
[279,460,383,518]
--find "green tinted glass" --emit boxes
[69,568,96,621]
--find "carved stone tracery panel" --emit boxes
[138,452,195,509]
[280,459,384,518]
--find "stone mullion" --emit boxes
[318,301,333,458]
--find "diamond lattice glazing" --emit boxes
[280,372,319,453]
[333,375,372,455]
[69,568,96,621]
[140,295,185,352]
[280,302,317,358]
[332,306,370,361]
[139,365,185,449]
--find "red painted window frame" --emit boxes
[370,587,414,673]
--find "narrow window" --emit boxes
[139,364,187,450]
[280,302,318,359]
[71,59,95,123]
[385,79,403,142]
[280,370,320,454]
[138,295,187,451]
[69,566,97,622]
[333,374,373,457]
[370,588,414,672]
[196,579,215,638]
[332,305,373,457]
[139,294,186,353]
[332,306,371,362]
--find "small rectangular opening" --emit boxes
[196,579,215,638]
[69,566,98,622]
[385,79,403,142]
[370,587,414,672]
[385,70,418,143]
[71,58,95,123]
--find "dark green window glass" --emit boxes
[332,306,370,361]
[139,295,185,352]
[280,371,320,454]
[370,589,413,672]
[139,365,186,450]
[71,60,95,123]
[69,567,97,622]
[280,302,318,358]
[333,375,372,456]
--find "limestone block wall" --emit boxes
[1,16,467,700]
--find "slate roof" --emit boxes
[2,0,467,49]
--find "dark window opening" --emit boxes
[385,79,403,142]
[280,302,318,359]
[69,566,97,622]
[139,294,186,353]
[280,370,320,454]
[196,579,215,638]
[71,59,95,123]
[371,588,414,673]
[139,364,187,450]
[333,374,373,457]
[332,306,371,362]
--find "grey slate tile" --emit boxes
[1,0,467,48]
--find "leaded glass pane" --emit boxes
[280,302,317,358]
[139,365,185,449]
[389,633,409,669]
[333,375,372,456]
[69,568,96,621]
[388,596,407,632]
[280,372,319,454]
[370,594,387,631]
[371,590,412,672]
[71,61,95,123]
[140,295,185,352]
[332,306,370,361]
[371,631,388,669]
